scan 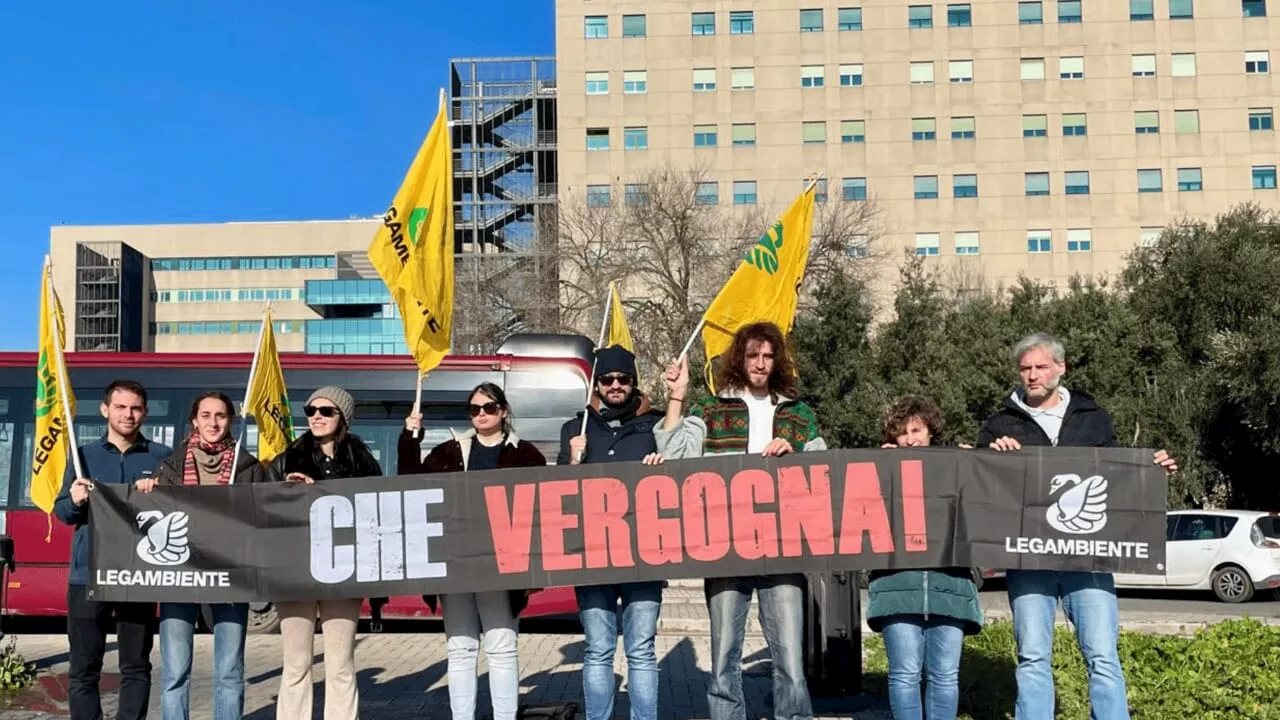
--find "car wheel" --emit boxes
[1211,565,1254,603]
[247,602,282,634]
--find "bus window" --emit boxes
[0,396,14,508]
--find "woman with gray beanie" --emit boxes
[266,385,381,720]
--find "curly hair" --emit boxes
[715,321,798,397]
[882,395,944,444]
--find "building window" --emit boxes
[1067,229,1092,253]
[949,60,974,83]
[1140,227,1163,247]
[838,7,863,29]
[731,123,757,146]
[802,121,827,143]
[1138,168,1163,192]
[801,65,825,87]
[1246,50,1270,74]
[841,119,866,143]
[955,231,980,255]
[1135,110,1160,134]
[586,127,609,150]
[1243,0,1267,17]
[730,10,754,34]
[1250,107,1274,130]
[800,8,824,30]
[693,124,718,147]
[1027,230,1052,253]
[1063,113,1088,136]
[1065,170,1090,195]
[1025,172,1050,196]
[1021,57,1046,80]
[953,174,978,197]
[693,68,717,91]
[625,183,649,206]
[948,3,972,26]
[1130,0,1154,20]
[732,67,755,90]
[1132,54,1157,77]
[1058,0,1082,21]
[811,178,829,203]
[1170,0,1194,17]
[584,15,608,38]
[909,5,934,27]
[623,127,648,150]
[951,116,976,139]
[912,117,937,141]
[1174,109,1200,134]
[1177,167,1203,191]
[622,14,647,37]
[1171,53,1197,77]
[692,11,716,34]
[914,175,939,199]
[915,232,941,256]
[587,185,611,207]
[1254,165,1278,188]
[1019,1,1044,24]
[910,61,935,84]
[624,70,647,94]
[842,177,868,201]
[732,180,758,204]
[1023,114,1048,137]
[695,182,719,205]
[840,63,864,86]
[585,71,609,95]
[1059,56,1084,79]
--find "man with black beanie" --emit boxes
[557,344,666,720]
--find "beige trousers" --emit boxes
[276,599,362,720]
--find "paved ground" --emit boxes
[0,581,1274,719]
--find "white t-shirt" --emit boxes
[1011,386,1071,446]
[742,392,778,453]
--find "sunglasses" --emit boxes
[304,405,340,418]
[598,374,635,387]
[469,402,503,417]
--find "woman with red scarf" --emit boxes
[136,390,265,720]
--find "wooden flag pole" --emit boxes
[45,258,83,481]
[229,302,270,484]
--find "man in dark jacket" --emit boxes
[558,345,665,720]
[978,333,1176,720]
[53,379,171,720]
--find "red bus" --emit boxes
[0,333,594,633]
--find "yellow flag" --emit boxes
[30,258,76,519]
[245,310,294,463]
[701,184,817,391]
[606,281,635,353]
[368,92,455,374]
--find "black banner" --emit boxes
[86,447,1167,603]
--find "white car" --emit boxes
[1114,510,1280,602]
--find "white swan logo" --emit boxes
[135,510,191,566]
[1046,474,1108,535]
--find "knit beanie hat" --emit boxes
[307,386,355,422]
[595,345,638,378]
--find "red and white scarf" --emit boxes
[183,433,236,485]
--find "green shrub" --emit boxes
[862,618,1280,719]
[0,638,34,695]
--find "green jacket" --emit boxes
[865,568,983,635]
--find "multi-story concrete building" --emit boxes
[553,0,1280,291]
[49,57,560,355]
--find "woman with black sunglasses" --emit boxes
[265,386,381,720]
[398,382,545,720]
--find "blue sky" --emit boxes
[0,0,554,350]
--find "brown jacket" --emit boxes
[154,443,268,485]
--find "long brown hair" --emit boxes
[715,321,798,398]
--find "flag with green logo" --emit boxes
[700,184,816,392]
[367,89,455,374]
[245,309,294,463]
[30,257,76,518]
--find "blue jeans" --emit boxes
[576,582,663,720]
[159,603,248,720]
[705,574,812,720]
[1007,570,1128,720]
[881,616,965,720]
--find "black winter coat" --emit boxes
[975,390,1118,448]
[556,394,662,465]
[266,432,383,483]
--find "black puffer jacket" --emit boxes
[265,431,383,482]
[975,390,1118,448]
